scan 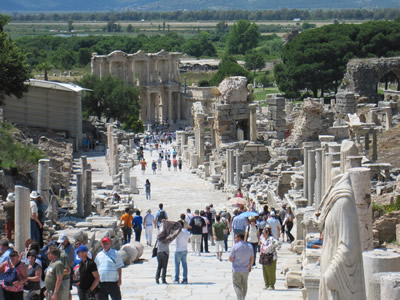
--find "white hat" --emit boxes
[30,191,40,199]
[6,193,15,202]
[57,233,68,243]
[270,211,276,217]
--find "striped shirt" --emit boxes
[95,249,124,282]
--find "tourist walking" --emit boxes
[133,211,143,242]
[232,213,247,237]
[152,160,157,175]
[157,157,162,170]
[166,159,171,171]
[283,207,295,243]
[145,179,151,200]
[259,227,279,290]
[30,191,42,245]
[199,211,209,253]
[140,159,147,175]
[23,250,42,300]
[212,215,226,261]
[154,203,168,229]
[155,230,169,284]
[4,193,15,240]
[45,246,68,300]
[36,195,47,248]
[178,158,182,171]
[188,210,205,256]
[229,233,254,300]
[267,211,281,240]
[76,245,100,300]
[172,158,178,171]
[244,218,260,267]
[95,237,124,300]
[120,208,133,244]
[278,203,287,242]
[144,210,155,246]
[174,220,190,284]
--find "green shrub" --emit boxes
[0,122,45,174]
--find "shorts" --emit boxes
[215,240,224,252]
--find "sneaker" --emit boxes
[156,279,160,284]
[172,280,179,284]
[162,281,167,284]
[181,280,188,284]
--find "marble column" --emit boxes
[235,151,242,189]
[227,150,235,186]
[372,129,378,161]
[340,140,359,174]
[84,169,92,217]
[207,117,216,148]
[177,93,181,121]
[76,173,84,218]
[80,156,87,200]
[147,92,151,123]
[349,167,373,251]
[249,104,257,142]
[15,185,30,253]
[113,155,119,176]
[303,145,313,200]
[381,273,400,300]
[315,148,323,208]
[38,159,50,205]
[168,90,173,123]
[226,150,231,185]
[307,150,316,206]
[195,114,205,165]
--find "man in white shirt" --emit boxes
[30,191,42,244]
[174,220,190,284]
[267,211,281,240]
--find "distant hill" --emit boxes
[1,0,400,12]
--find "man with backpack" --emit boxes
[154,203,168,229]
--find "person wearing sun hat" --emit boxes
[29,191,42,245]
[95,237,124,300]
[3,193,15,240]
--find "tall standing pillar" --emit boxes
[84,169,92,217]
[15,185,31,253]
[315,148,323,208]
[372,129,378,161]
[207,117,216,148]
[80,156,87,200]
[147,92,151,123]
[228,150,235,186]
[307,150,316,206]
[113,155,119,177]
[177,93,181,121]
[303,145,313,200]
[195,114,205,165]
[226,150,231,185]
[38,159,50,205]
[235,151,242,189]
[168,90,173,123]
[123,166,130,186]
[385,107,392,130]
[349,167,373,251]
[249,104,257,142]
[76,173,84,218]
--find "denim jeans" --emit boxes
[156,252,169,282]
[122,227,132,244]
[174,251,188,282]
[224,233,229,251]
[30,219,40,244]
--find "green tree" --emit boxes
[226,20,260,55]
[209,56,251,86]
[216,21,228,34]
[36,61,53,81]
[127,24,134,32]
[77,75,143,132]
[0,15,30,104]
[182,32,217,58]
[67,19,74,32]
[244,51,265,73]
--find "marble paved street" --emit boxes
[73,144,303,299]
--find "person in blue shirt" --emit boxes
[133,211,143,242]
[306,232,324,249]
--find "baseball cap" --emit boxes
[57,233,68,243]
[101,237,111,243]
[76,245,89,253]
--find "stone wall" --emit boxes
[373,210,400,244]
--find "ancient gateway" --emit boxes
[344,56,400,101]
[91,50,188,127]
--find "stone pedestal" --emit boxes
[38,159,50,205]
[363,250,400,300]
[204,162,210,178]
[84,169,92,217]
[130,176,137,191]
[15,185,31,253]
[345,155,363,172]
[349,167,373,251]
[76,173,84,218]
[384,107,393,130]
[249,104,257,142]
[381,273,400,300]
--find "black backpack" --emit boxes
[3,261,21,286]
[158,210,166,222]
